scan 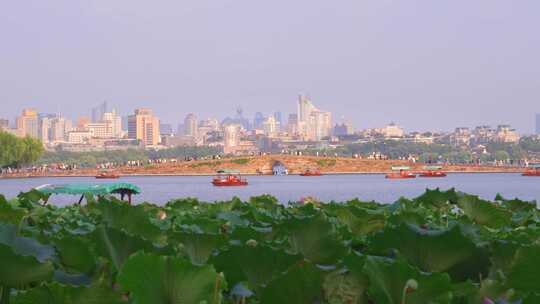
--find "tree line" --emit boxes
[0,131,44,167]
[37,145,222,167]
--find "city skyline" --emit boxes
[1,1,539,133]
[1,98,535,136]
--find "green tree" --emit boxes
[0,131,44,167]
[494,150,510,161]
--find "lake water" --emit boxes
[0,173,539,206]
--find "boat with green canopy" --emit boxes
[385,166,416,179]
[35,183,141,204]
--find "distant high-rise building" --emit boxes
[536,114,540,134]
[262,116,277,137]
[224,124,241,152]
[334,123,354,136]
[50,117,69,142]
[16,109,39,138]
[0,119,8,130]
[160,123,173,136]
[128,108,160,146]
[253,112,265,130]
[91,101,108,123]
[496,125,520,143]
[184,113,198,137]
[297,95,332,141]
[273,111,283,131]
[102,109,122,138]
[287,114,298,135]
[307,111,332,141]
[77,117,90,130]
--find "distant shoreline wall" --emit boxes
[0,155,523,179]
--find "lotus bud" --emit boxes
[246,239,258,247]
[405,279,418,293]
[482,297,495,304]
[158,211,167,220]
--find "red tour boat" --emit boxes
[522,165,540,176]
[212,170,248,186]
[418,166,447,178]
[300,169,322,176]
[385,166,416,179]
[95,170,120,179]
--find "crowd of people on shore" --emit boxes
[0,152,536,177]
[0,163,78,176]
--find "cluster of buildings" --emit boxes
[0,96,527,155]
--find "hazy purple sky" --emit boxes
[1,0,539,133]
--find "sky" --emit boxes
[1,0,539,133]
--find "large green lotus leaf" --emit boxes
[334,205,385,236]
[284,213,348,264]
[507,245,540,293]
[523,293,540,304]
[17,189,50,205]
[169,231,225,265]
[323,269,369,304]
[211,243,301,289]
[91,225,161,271]
[118,252,225,304]
[489,240,521,276]
[413,188,458,209]
[0,243,53,287]
[53,235,97,274]
[0,195,26,225]
[96,199,165,243]
[457,194,511,228]
[229,225,273,243]
[0,224,55,262]
[165,197,200,210]
[369,223,490,281]
[495,194,537,212]
[249,195,279,210]
[260,261,323,304]
[362,256,453,304]
[12,282,124,304]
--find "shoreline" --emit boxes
[0,155,524,179]
[0,170,525,180]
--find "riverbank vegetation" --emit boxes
[0,189,538,303]
[310,136,540,164]
[0,131,44,168]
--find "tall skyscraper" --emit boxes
[38,117,50,144]
[102,109,122,138]
[296,95,332,141]
[536,114,540,134]
[224,124,240,149]
[307,111,332,141]
[50,117,69,142]
[273,111,283,132]
[262,116,277,137]
[91,101,108,123]
[287,114,298,135]
[16,109,39,138]
[128,108,160,146]
[184,113,198,137]
[253,112,265,130]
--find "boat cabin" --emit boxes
[212,170,248,186]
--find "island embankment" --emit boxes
[0,155,523,179]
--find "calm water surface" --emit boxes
[1,173,539,206]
